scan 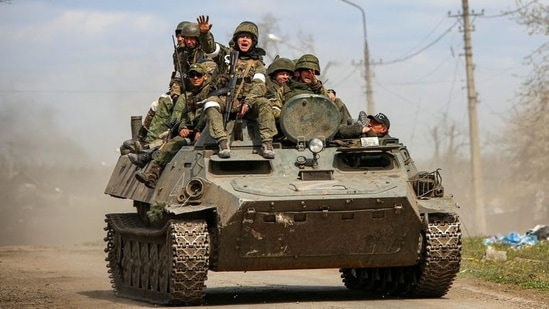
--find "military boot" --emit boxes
[261,140,275,159]
[218,139,231,158]
[356,111,369,127]
[119,139,136,155]
[135,162,163,189]
[128,150,153,168]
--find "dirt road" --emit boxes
[0,244,548,309]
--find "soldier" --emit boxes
[199,19,278,159]
[172,21,227,93]
[266,56,294,120]
[127,58,219,167]
[135,63,214,189]
[196,15,226,76]
[284,54,327,101]
[284,54,352,126]
[338,112,391,138]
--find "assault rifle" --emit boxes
[223,49,239,130]
[171,35,188,103]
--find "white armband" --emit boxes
[253,73,265,83]
[205,43,221,57]
[204,101,221,110]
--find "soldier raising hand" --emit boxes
[197,15,212,33]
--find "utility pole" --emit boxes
[340,0,375,114]
[450,0,486,235]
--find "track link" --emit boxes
[104,213,210,305]
[340,213,461,297]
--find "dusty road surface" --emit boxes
[1,245,548,309]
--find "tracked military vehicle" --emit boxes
[104,94,461,305]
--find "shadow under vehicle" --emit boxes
[104,94,461,305]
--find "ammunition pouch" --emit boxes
[236,77,252,84]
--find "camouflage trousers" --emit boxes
[153,136,192,167]
[206,97,277,142]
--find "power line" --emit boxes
[402,15,448,56]
[377,20,460,66]
[328,65,360,89]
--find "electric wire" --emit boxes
[377,20,460,66]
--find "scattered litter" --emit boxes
[483,232,539,248]
[483,224,548,248]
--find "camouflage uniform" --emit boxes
[284,54,352,127]
[200,21,277,159]
[135,63,213,188]
[265,57,294,120]
[283,54,327,101]
[144,93,179,144]
[333,98,352,126]
[172,23,224,94]
[154,65,211,167]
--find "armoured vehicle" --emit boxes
[104,94,461,305]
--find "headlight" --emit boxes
[308,138,324,153]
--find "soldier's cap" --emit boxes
[188,63,206,75]
[327,89,336,95]
[368,113,390,129]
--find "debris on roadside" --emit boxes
[482,224,548,248]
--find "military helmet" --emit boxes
[181,23,199,37]
[267,57,295,76]
[175,21,190,36]
[295,54,321,75]
[233,21,259,42]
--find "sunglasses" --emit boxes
[189,72,204,78]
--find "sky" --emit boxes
[0,0,546,166]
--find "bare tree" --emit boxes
[257,13,281,62]
[500,0,549,224]
[257,13,316,64]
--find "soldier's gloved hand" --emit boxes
[197,15,212,33]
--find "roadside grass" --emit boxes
[459,237,549,290]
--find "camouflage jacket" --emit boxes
[172,80,213,133]
[265,78,290,118]
[333,98,352,125]
[145,93,176,143]
[283,78,327,102]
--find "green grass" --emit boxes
[459,237,549,290]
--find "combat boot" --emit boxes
[261,140,275,159]
[356,111,369,127]
[119,139,136,155]
[128,148,155,168]
[218,139,230,158]
[135,162,163,189]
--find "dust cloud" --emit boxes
[0,98,133,246]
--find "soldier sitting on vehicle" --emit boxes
[284,54,326,100]
[199,19,278,159]
[135,62,214,189]
[265,56,294,120]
